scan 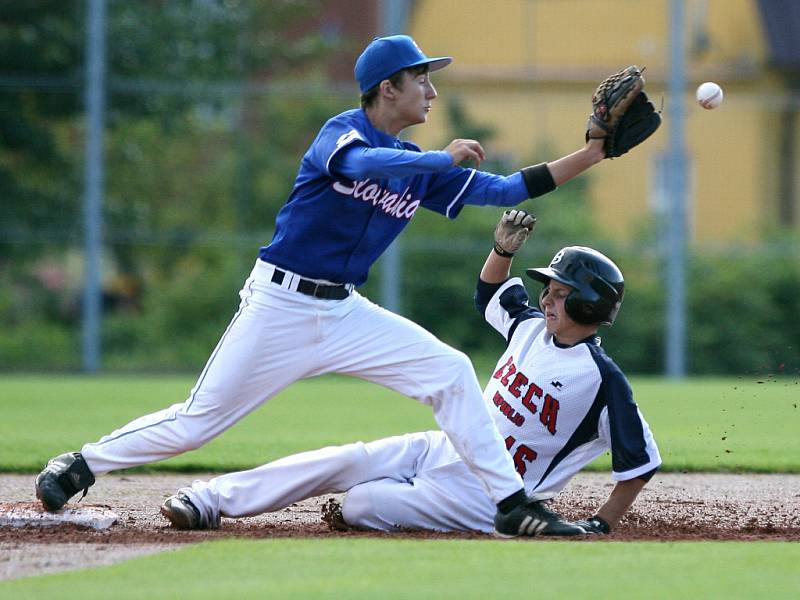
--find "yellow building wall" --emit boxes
[407,0,782,244]
[412,0,766,75]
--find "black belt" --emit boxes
[271,269,350,300]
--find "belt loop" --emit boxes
[270,267,285,286]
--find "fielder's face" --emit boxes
[539,280,584,343]
[393,70,438,128]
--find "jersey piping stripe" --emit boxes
[325,134,365,177]
[445,169,476,219]
[507,314,539,344]
[474,278,503,317]
[494,281,542,343]
[531,367,607,492]
[94,276,257,446]
[587,345,653,472]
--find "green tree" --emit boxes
[0,0,337,253]
[0,0,350,369]
[0,1,82,254]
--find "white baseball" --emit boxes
[696,82,723,109]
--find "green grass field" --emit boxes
[1,374,798,473]
[1,539,798,599]
[1,374,798,597]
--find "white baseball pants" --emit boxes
[182,430,496,533]
[81,259,523,503]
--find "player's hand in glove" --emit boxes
[493,209,536,257]
[575,515,611,535]
[608,91,662,158]
[586,65,661,158]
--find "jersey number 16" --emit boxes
[504,435,537,476]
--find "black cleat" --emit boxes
[495,498,586,537]
[160,494,219,530]
[35,452,96,512]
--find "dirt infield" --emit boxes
[1,472,799,580]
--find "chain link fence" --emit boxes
[2,1,799,375]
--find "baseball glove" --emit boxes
[606,91,662,158]
[586,65,660,158]
[493,209,536,257]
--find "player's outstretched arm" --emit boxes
[461,139,606,209]
[576,476,648,534]
[544,138,606,187]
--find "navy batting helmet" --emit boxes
[526,246,625,326]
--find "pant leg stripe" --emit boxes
[95,276,256,446]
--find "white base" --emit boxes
[0,504,118,530]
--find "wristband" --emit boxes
[493,243,515,258]
[520,163,556,198]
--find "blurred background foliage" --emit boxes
[1,0,798,376]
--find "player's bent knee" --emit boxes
[448,348,471,367]
[435,350,479,392]
[341,483,375,528]
[342,479,419,532]
[427,347,471,378]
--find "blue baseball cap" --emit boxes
[354,35,452,93]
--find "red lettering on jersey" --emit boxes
[492,391,503,407]
[512,444,538,476]
[500,364,517,386]
[503,436,538,476]
[508,372,528,398]
[492,392,525,427]
[493,356,514,380]
[521,382,541,415]
[539,394,560,435]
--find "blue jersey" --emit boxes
[259,108,529,286]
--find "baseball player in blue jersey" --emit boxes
[157,210,660,535]
[36,35,621,537]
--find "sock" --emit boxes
[497,489,527,514]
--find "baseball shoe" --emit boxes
[35,452,96,512]
[160,494,219,530]
[494,498,586,537]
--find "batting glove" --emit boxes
[493,209,536,257]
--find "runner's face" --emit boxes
[540,280,582,341]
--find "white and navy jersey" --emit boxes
[259,108,527,286]
[475,277,661,497]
